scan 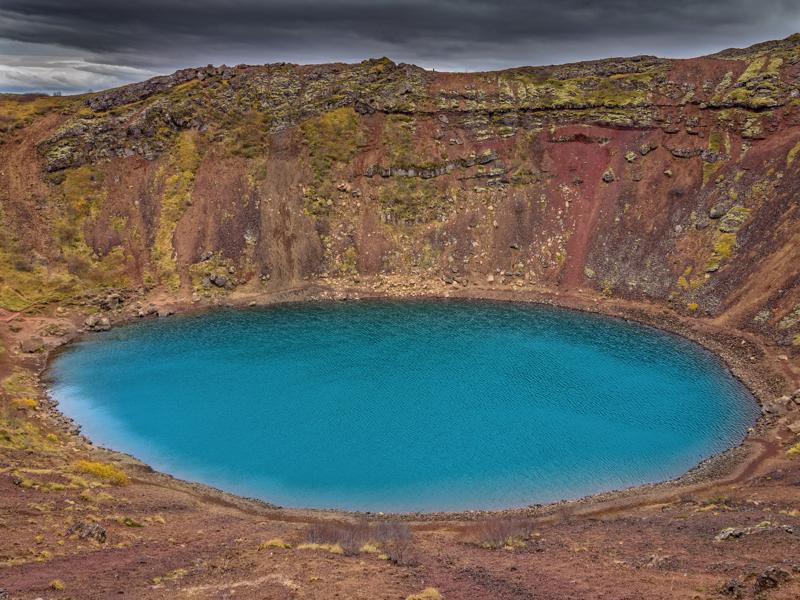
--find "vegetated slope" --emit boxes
[1,35,800,351]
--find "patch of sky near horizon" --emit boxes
[1,0,800,93]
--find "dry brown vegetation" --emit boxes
[459,518,534,549]
[303,519,415,564]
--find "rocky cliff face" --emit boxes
[1,36,799,351]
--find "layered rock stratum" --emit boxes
[0,35,798,347]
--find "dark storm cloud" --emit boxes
[1,0,799,92]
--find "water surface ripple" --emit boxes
[49,300,759,511]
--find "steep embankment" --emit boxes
[0,36,799,351]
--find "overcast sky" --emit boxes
[1,0,800,94]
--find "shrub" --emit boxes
[302,519,414,562]
[459,518,533,549]
[304,520,367,555]
[74,460,130,486]
[373,521,414,565]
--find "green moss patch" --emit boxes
[151,131,201,288]
[377,178,443,224]
[301,107,365,183]
[301,107,366,216]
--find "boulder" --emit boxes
[719,579,742,597]
[84,314,111,332]
[476,150,498,164]
[753,566,790,594]
[20,336,44,353]
[99,293,123,310]
[639,142,657,156]
[85,67,199,111]
[701,149,724,163]
[67,521,107,543]
[136,304,159,318]
[354,99,376,115]
[695,218,710,230]
[709,203,727,219]
[762,395,793,416]
[670,147,701,158]
[715,527,746,541]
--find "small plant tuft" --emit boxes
[258,538,291,550]
[116,516,143,527]
[406,588,442,600]
[74,460,130,486]
[11,397,38,409]
[297,542,344,554]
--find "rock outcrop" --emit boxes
[0,36,799,355]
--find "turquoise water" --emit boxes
[49,300,759,512]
